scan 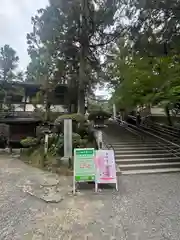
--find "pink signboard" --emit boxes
[95,150,118,189]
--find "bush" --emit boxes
[54,113,86,133]
[48,132,88,156]
[48,134,59,146]
[55,113,85,125]
[20,137,39,148]
[77,126,89,138]
[77,125,95,142]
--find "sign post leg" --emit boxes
[116,181,118,191]
[95,181,98,193]
[73,177,76,194]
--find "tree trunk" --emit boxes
[165,104,172,126]
[78,89,85,114]
[45,103,51,122]
[70,103,77,113]
[78,41,86,114]
[44,92,51,122]
[78,0,88,115]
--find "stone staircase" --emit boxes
[103,122,180,175]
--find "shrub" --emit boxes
[78,138,88,148]
[48,134,59,146]
[48,132,88,156]
[54,113,86,133]
[77,126,89,138]
[77,125,95,142]
[29,146,45,168]
[20,137,39,148]
[55,113,85,125]
[54,113,85,133]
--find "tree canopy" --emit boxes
[26,0,124,114]
[0,45,19,82]
[109,0,180,124]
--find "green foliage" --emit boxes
[48,132,88,156]
[55,113,86,126]
[21,146,45,167]
[27,0,123,114]
[0,45,20,82]
[105,0,180,121]
[0,44,24,116]
[48,134,59,147]
[128,0,180,57]
[77,126,89,139]
[88,96,111,113]
[109,44,180,114]
[20,137,39,148]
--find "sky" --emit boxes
[0,0,48,71]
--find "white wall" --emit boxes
[13,104,66,113]
[150,107,166,116]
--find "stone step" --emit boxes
[111,144,169,148]
[113,145,158,148]
[114,149,171,154]
[103,124,180,175]
[111,142,176,146]
[118,168,180,175]
[118,162,180,171]
[111,141,155,144]
[115,152,179,159]
[113,146,169,151]
[116,157,180,164]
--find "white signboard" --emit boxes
[95,150,118,191]
[64,119,72,158]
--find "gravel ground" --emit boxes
[0,155,180,239]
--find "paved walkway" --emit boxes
[0,156,180,239]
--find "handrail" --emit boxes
[154,122,180,132]
[127,115,180,141]
[115,118,148,142]
[115,118,180,158]
[128,114,180,131]
[124,121,180,149]
[145,120,179,134]
[153,138,180,158]
[142,121,180,144]
[143,125,179,140]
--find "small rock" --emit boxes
[11,154,20,158]
[40,178,59,187]
[41,194,64,203]
[76,191,84,196]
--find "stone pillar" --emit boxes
[62,119,72,167]
[113,104,116,119]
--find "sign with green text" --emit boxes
[73,148,95,193]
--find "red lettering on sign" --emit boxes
[80,163,90,169]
